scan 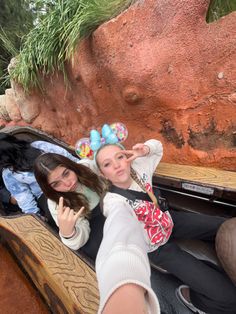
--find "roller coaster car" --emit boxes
[0,125,235,313]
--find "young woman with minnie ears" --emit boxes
[95,139,236,314]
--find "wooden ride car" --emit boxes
[0,126,235,313]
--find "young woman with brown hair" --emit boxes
[34,152,105,260]
[0,133,79,225]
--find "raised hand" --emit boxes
[123,143,150,163]
[57,196,84,238]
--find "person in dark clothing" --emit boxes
[0,173,20,214]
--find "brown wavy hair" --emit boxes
[34,153,105,217]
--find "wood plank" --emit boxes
[155,162,236,190]
[0,215,99,314]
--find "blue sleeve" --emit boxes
[2,170,40,214]
[32,141,79,163]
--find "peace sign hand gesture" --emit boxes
[123,143,150,163]
[57,197,85,238]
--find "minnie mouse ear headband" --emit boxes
[75,122,128,159]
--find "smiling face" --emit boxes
[96,145,132,189]
[47,166,78,192]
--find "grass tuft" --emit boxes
[207,0,236,23]
[5,0,236,92]
[9,0,136,92]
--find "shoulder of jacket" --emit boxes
[2,168,14,178]
[31,140,45,145]
[103,191,128,203]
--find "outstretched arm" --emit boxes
[96,205,160,314]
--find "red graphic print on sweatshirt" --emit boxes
[131,183,173,246]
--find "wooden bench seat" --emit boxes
[154,163,236,202]
[155,163,236,190]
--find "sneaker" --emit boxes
[175,285,207,314]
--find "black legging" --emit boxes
[149,210,236,314]
[80,204,105,261]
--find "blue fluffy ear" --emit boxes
[106,133,118,144]
[90,130,101,151]
[101,124,111,138]
[102,124,118,144]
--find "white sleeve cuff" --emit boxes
[144,139,163,157]
[59,228,77,239]
[96,244,160,314]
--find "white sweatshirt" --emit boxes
[102,139,173,253]
[96,204,160,314]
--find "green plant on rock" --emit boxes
[207,0,236,23]
[7,0,236,92]
[9,0,136,92]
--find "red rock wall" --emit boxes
[0,243,49,313]
[1,0,236,170]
